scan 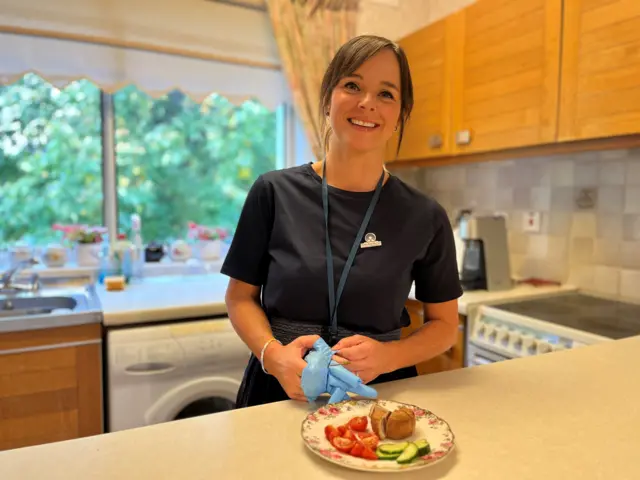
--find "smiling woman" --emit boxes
[222,35,462,409]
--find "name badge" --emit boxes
[360,233,382,249]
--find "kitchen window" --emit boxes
[1,74,280,250]
[0,73,103,245]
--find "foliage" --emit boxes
[0,74,277,246]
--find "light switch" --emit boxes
[523,211,541,233]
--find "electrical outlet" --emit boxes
[523,211,541,233]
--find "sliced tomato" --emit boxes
[324,425,340,441]
[332,436,355,453]
[343,429,356,441]
[350,442,364,458]
[361,446,378,460]
[348,416,368,432]
[361,435,379,450]
[337,425,347,436]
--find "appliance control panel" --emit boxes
[471,316,576,357]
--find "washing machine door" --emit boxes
[145,376,241,425]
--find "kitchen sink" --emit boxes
[0,296,78,318]
[0,278,103,332]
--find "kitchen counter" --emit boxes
[99,272,578,328]
[97,274,229,327]
[409,283,578,315]
[1,335,638,479]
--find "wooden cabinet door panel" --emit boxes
[452,0,562,153]
[387,16,455,162]
[560,0,640,140]
[0,325,103,451]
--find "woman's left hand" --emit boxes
[331,335,397,385]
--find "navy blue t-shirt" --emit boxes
[221,163,462,335]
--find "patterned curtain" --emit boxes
[267,0,360,161]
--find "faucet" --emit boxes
[0,257,41,292]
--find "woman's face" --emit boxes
[328,48,402,155]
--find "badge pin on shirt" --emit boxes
[360,232,382,249]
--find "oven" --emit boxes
[467,340,513,366]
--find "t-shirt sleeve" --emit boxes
[220,175,273,287]
[412,202,463,303]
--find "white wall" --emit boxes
[357,0,477,40]
[0,0,280,66]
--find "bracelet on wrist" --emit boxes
[260,337,282,375]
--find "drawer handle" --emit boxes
[429,133,443,149]
[456,130,472,145]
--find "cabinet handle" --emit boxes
[429,133,443,149]
[456,130,472,145]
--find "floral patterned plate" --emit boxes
[301,398,455,473]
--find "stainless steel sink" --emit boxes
[0,277,103,333]
[0,296,78,318]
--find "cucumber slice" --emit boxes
[396,443,419,464]
[414,439,431,456]
[378,442,409,455]
[375,448,401,460]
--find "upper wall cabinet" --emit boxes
[387,16,456,162]
[450,0,563,154]
[559,0,640,141]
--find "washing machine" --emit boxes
[107,317,251,432]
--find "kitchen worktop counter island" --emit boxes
[1,335,638,480]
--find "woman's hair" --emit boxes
[319,35,414,158]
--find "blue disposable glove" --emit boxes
[301,337,377,404]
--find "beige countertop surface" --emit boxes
[97,273,230,327]
[2,335,639,480]
[98,272,578,327]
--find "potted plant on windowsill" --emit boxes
[188,222,228,261]
[55,224,106,267]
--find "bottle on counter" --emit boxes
[130,213,145,279]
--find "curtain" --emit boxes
[267,0,359,160]
[0,32,289,110]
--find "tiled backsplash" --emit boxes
[393,149,640,302]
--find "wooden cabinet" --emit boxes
[387,16,456,162]
[450,0,562,153]
[389,0,640,163]
[0,324,103,451]
[401,299,466,375]
[559,0,640,141]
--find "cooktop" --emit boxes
[492,293,640,340]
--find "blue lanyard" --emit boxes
[322,160,385,341]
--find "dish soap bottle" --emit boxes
[130,214,144,279]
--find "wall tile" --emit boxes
[623,215,640,241]
[509,211,524,233]
[528,234,548,258]
[619,269,640,302]
[593,265,621,296]
[571,212,596,238]
[508,232,529,255]
[626,159,640,186]
[597,187,624,213]
[624,186,640,214]
[551,187,575,211]
[514,188,532,209]
[541,212,573,236]
[596,214,623,241]
[497,163,514,188]
[621,241,640,269]
[531,187,551,211]
[574,161,598,187]
[598,161,626,186]
[495,188,514,210]
[570,237,594,265]
[598,149,629,161]
[550,160,574,187]
[593,239,621,267]
[568,265,594,290]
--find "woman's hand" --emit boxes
[262,334,320,402]
[331,335,397,384]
